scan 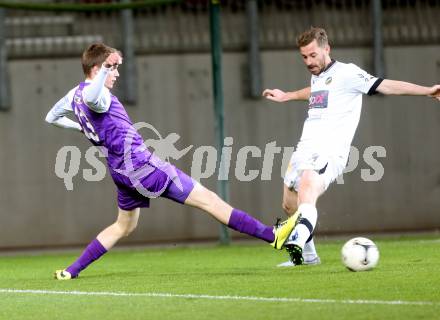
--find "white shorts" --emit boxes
[283,150,346,192]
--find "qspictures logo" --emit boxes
[54,122,386,191]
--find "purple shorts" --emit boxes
[115,166,196,211]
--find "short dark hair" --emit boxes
[296,27,329,48]
[81,43,119,77]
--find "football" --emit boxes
[341,237,379,272]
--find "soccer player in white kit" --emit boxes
[263,27,440,266]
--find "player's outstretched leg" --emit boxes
[281,170,323,265]
[54,208,140,280]
[284,199,319,266]
[277,185,320,266]
[183,183,300,249]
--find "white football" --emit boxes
[341,237,379,272]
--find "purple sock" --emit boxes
[228,209,274,243]
[66,239,107,278]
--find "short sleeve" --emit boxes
[344,64,383,95]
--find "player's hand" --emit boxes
[262,89,289,102]
[428,84,440,101]
[103,52,122,69]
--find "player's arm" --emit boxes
[82,65,112,113]
[82,52,121,113]
[262,87,311,102]
[45,90,82,132]
[376,80,440,101]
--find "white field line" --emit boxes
[0,289,437,307]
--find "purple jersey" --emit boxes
[71,82,156,183]
[66,82,194,209]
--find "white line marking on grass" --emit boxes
[0,289,437,307]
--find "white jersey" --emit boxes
[297,61,382,163]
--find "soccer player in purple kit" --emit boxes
[46,43,299,280]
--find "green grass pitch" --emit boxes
[0,235,439,320]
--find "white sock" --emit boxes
[289,203,317,249]
[304,238,317,257]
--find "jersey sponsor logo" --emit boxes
[309,90,329,109]
[325,76,332,85]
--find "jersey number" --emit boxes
[74,108,100,143]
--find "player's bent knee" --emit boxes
[120,225,136,237]
[300,170,322,191]
[125,222,138,236]
[114,208,140,237]
[282,202,290,214]
[282,201,297,216]
[114,219,138,237]
[301,170,318,183]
